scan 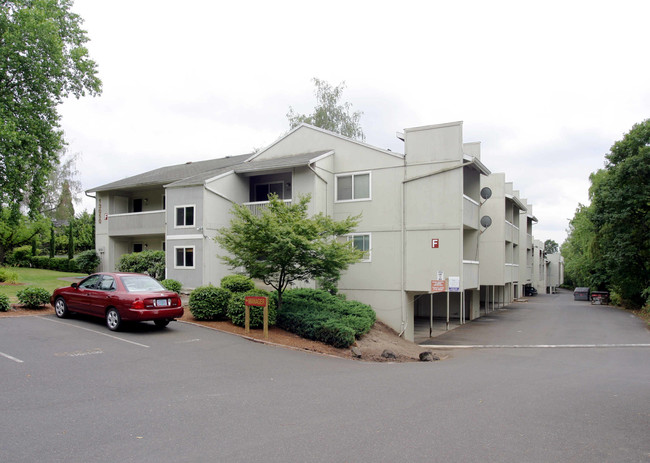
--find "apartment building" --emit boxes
[89,121,560,341]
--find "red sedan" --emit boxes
[51,272,184,331]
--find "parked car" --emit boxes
[51,272,184,331]
[524,286,538,297]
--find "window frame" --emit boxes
[347,233,372,262]
[335,171,371,203]
[174,246,196,269]
[174,204,195,228]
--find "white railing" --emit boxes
[108,210,165,237]
[243,199,292,216]
[463,195,480,230]
[463,260,480,289]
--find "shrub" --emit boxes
[31,256,50,269]
[220,274,255,293]
[226,289,276,328]
[75,250,100,274]
[116,250,165,280]
[29,256,79,272]
[189,285,231,320]
[16,287,50,309]
[0,267,19,284]
[161,279,182,294]
[7,245,32,267]
[276,289,376,348]
[0,294,10,312]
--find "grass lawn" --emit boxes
[0,268,84,302]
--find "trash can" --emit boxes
[573,287,590,301]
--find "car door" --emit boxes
[92,275,118,315]
[67,274,102,313]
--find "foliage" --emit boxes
[74,249,99,274]
[0,267,19,284]
[116,250,165,280]
[6,245,32,267]
[220,274,255,293]
[0,210,48,264]
[562,119,650,307]
[0,0,101,221]
[544,239,559,255]
[189,285,231,321]
[72,211,94,251]
[276,288,375,348]
[41,152,83,216]
[161,279,182,294]
[16,286,50,309]
[215,194,362,313]
[226,289,276,328]
[0,293,10,312]
[30,256,78,272]
[287,78,365,141]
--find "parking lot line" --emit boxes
[421,343,650,349]
[37,317,150,348]
[0,351,24,363]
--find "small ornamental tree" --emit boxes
[215,194,363,312]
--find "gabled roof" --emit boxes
[234,150,333,174]
[88,154,250,193]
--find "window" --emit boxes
[336,172,370,202]
[175,205,195,227]
[254,182,285,201]
[133,198,143,213]
[348,233,371,262]
[175,246,195,269]
[133,243,143,253]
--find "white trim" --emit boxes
[109,210,164,218]
[462,260,479,265]
[174,245,196,269]
[309,150,335,163]
[205,169,235,184]
[462,195,479,206]
[335,171,372,203]
[174,204,196,228]
[166,234,203,240]
[347,233,372,262]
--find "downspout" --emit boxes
[399,157,408,337]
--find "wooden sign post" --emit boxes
[244,296,269,340]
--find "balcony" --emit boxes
[108,210,165,237]
[243,199,292,216]
[505,263,519,282]
[463,260,479,289]
[505,221,519,244]
[463,195,480,229]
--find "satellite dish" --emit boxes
[480,215,492,228]
[480,187,492,200]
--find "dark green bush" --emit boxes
[220,274,255,293]
[75,250,100,274]
[276,289,375,348]
[227,289,276,328]
[0,294,10,312]
[116,250,165,280]
[16,287,50,309]
[7,246,32,267]
[0,267,19,284]
[161,279,182,294]
[189,285,231,320]
[31,256,50,269]
[29,256,79,273]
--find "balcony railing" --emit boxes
[463,260,480,289]
[243,199,292,216]
[107,210,165,237]
[505,263,519,282]
[463,195,480,230]
[505,221,519,244]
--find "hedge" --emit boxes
[161,279,182,294]
[227,289,276,328]
[16,287,50,309]
[0,294,10,312]
[116,250,165,280]
[30,256,79,273]
[276,289,376,348]
[189,285,231,320]
[75,250,100,274]
[220,274,255,293]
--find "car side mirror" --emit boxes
[71,283,78,289]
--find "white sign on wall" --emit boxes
[448,276,460,292]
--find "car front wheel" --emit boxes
[106,308,122,331]
[54,297,69,318]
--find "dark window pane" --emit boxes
[337,176,352,200]
[185,207,194,226]
[176,248,184,267]
[185,248,194,267]
[176,208,185,226]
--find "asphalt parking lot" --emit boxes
[1,292,649,463]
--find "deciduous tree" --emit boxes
[287,78,365,141]
[215,195,363,311]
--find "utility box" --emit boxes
[573,287,590,301]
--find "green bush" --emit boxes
[116,250,165,280]
[75,250,100,274]
[161,279,182,294]
[16,287,50,309]
[227,289,276,328]
[220,274,255,293]
[0,267,19,284]
[29,256,79,272]
[0,294,10,312]
[7,245,32,267]
[31,256,50,269]
[276,289,376,348]
[189,285,231,320]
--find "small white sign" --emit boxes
[448,276,460,292]
[437,271,444,280]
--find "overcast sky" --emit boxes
[59,0,650,245]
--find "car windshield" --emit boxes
[120,275,165,292]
